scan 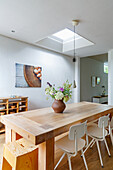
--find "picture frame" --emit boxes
[15,63,42,88]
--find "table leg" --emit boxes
[11,130,16,141]
[12,130,22,141]
[5,126,12,144]
[5,127,22,143]
[38,137,54,170]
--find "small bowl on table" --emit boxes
[11,106,15,109]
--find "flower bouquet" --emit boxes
[45,80,72,113]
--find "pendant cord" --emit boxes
[74,25,76,59]
[73,24,76,88]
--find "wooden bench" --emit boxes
[2,138,38,170]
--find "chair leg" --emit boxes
[83,138,95,154]
[86,135,89,146]
[96,140,103,167]
[90,140,95,148]
[110,130,113,146]
[54,153,66,170]
[81,149,88,170]
[67,155,72,170]
[104,138,111,157]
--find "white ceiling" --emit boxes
[88,53,108,63]
[0,0,113,57]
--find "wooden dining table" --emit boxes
[1,102,113,170]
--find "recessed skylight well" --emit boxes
[36,28,94,54]
[52,28,80,42]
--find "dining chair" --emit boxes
[54,121,88,170]
[108,117,113,145]
[84,114,111,168]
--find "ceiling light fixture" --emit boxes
[72,20,79,62]
[72,20,79,89]
[11,30,15,33]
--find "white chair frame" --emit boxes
[83,114,111,168]
[108,117,113,145]
[54,121,88,170]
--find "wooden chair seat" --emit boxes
[2,138,38,170]
[87,124,108,139]
[55,132,69,141]
[56,135,86,154]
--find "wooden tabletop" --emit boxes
[1,102,113,145]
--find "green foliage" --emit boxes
[45,80,72,102]
[104,64,108,74]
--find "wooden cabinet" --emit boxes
[0,97,28,133]
[92,95,108,104]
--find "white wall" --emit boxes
[74,57,80,103]
[108,50,113,105]
[80,57,108,102]
[0,35,75,110]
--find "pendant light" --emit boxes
[72,20,79,88]
[72,20,79,62]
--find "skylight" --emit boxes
[52,28,80,41]
[36,28,94,53]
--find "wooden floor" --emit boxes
[55,135,113,170]
[0,133,5,169]
[0,133,113,170]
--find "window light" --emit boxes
[53,28,80,41]
[104,63,108,74]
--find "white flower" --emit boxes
[55,92,64,100]
[45,88,50,95]
[50,90,54,95]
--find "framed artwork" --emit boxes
[91,76,96,87]
[15,63,42,87]
[96,77,101,85]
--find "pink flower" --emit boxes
[59,88,64,92]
